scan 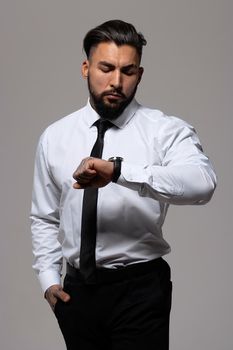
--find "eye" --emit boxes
[121,67,137,76]
[123,71,134,76]
[100,67,111,73]
[99,65,114,73]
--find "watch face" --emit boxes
[108,157,124,162]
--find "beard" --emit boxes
[87,77,138,120]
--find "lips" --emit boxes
[104,92,124,99]
[107,94,121,99]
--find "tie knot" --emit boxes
[95,119,113,137]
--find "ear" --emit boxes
[137,67,144,85]
[82,60,89,79]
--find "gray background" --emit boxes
[1,0,232,349]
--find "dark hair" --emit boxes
[83,20,147,61]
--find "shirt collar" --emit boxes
[85,98,140,129]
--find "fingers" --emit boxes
[73,182,88,189]
[54,288,70,303]
[73,158,114,189]
[73,157,97,186]
[73,173,96,189]
[45,284,71,311]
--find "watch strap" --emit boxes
[108,157,123,183]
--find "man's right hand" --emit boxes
[45,284,71,311]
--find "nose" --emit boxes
[110,70,122,90]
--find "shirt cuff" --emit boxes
[117,162,150,192]
[38,269,62,294]
[119,162,149,183]
[117,161,184,197]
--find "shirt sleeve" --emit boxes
[30,131,63,293]
[117,119,217,205]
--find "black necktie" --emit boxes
[79,119,113,283]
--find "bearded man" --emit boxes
[31,19,216,350]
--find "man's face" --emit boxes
[82,42,144,119]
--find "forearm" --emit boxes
[31,215,63,292]
[117,161,217,205]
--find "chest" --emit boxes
[47,124,163,189]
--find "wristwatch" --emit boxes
[108,157,123,183]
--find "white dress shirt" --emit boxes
[30,99,217,292]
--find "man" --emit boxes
[31,20,217,350]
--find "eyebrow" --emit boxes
[98,61,115,68]
[98,61,138,69]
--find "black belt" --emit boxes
[66,257,165,284]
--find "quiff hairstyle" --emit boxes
[83,19,147,62]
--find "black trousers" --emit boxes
[54,258,172,350]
